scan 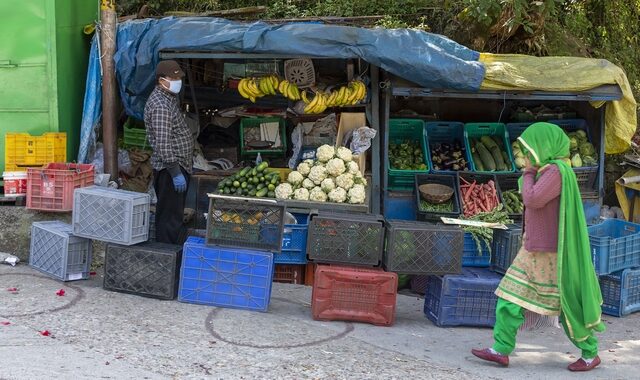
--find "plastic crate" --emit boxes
[574,167,599,193]
[26,163,95,212]
[72,186,150,245]
[457,172,503,218]
[178,237,274,312]
[239,117,287,157]
[490,225,523,275]
[600,268,640,317]
[273,264,305,284]
[463,232,491,267]
[123,117,150,149]
[5,132,67,171]
[383,220,463,275]
[589,219,640,275]
[387,119,429,191]
[411,275,429,295]
[582,193,601,226]
[464,123,515,173]
[311,265,398,326]
[275,213,309,264]
[29,221,92,282]
[495,173,523,222]
[206,195,284,252]
[414,173,461,222]
[304,263,317,286]
[307,212,384,266]
[384,192,417,221]
[425,121,471,173]
[103,242,182,300]
[149,212,156,242]
[424,268,502,327]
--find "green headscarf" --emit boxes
[517,122,605,342]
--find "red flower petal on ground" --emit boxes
[7,287,18,292]
[1,321,10,326]
[90,272,97,276]
[39,330,51,336]
[56,289,66,296]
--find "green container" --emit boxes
[123,117,150,150]
[387,119,429,191]
[464,123,516,174]
[239,117,287,157]
[0,0,98,172]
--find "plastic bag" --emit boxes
[349,127,377,155]
[89,144,133,176]
[288,123,303,169]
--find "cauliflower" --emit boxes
[346,161,360,175]
[328,187,347,203]
[326,158,346,176]
[302,178,315,190]
[348,184,366,204]
[287,171,304,186]
[336,147,353,162]
[293,187,310,201]
[354,172,368,187]
[303,159,315,166]
[274,183,293,200]
[316,144,335,163]
[335,173,354,190]
[309,187,328,202]
[296,162,312,176]
[308,165,328,185]
[321,178,336,193]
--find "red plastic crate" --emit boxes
[273,264,305,284]
[311,265,398,326]
[27,163,95,212]
[304,263,317,286]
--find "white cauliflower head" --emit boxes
[316,145,335,163]
[274,183,293,200]
[336,147,353,162]
[346,161,360,175]
[320,177,336,193]
[348,184,366,204]
[325,158,346,177]
[354,172,368,187]
[302,178,315,190]
[328,187,347,203]
[287,171,304,186]
[293,187,310,201]
[309,187,328,202]
[303,159,315,166]
[335,173,354,190]
[308,165,328,185]
[296,162,311,176]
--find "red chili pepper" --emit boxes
[39,330,51,336]
[7,287,18,292]
[56,289,65,297]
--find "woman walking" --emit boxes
[471,122,605,372]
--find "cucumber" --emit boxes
[267,184,275,191]
[233,181,240,188]
[252,177,260,185]
[480,136,498,150]
[270,176,279,185]
[256,188,269,198]
[249,189,257,197]
[251,168,258,177]
[476,142,496,171]
[239,167,250,177]
[256,162,268,172]
[257,183,265,190]
[223,187,231,195]
[489,146,506,171]
[492,136,504,148]
[501,151,511,168]
[241,182,248,189]
[267,191,275,198]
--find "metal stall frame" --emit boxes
[159,50,382,214]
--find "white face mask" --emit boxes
[162,78,182,94]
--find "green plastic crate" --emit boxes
[123,117,150,150]
[387,119,429,191]
[464,123,515,174]
[239,117,287,157]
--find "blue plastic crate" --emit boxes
[275,213,309,265]
[490,225,522,275]
[178,237,274,312]
[424,268,502,327]
[600,268,640,317]
[463,232,491,267]
[589,219,640,275]
[424,121,471,174]
[582,194,601,226]
[384,192,417,221]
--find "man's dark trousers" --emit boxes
[153,168,189,244]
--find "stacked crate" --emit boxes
[273,213,310,285]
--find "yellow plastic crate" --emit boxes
[5,133,67,171]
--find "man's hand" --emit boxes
[172,174,187,193]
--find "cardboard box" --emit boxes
[336,113,367,176]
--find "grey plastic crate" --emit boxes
[149,212,156,242]
[384,220,463,275]
[29,221,92,281]
[307,212,384,266]
[103,242,182,300]
[72,186,150,245]
[206,195,285,252]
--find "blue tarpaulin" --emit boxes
[79,17,484,162]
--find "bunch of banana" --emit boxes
[278,79,301,101]
[238,75,280,103]
[303,91,329,114]
[325,80,367,107]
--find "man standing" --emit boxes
[144,60,194,244]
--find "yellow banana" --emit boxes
[336,86,347,106]
[259,78,269,96]
[326,91,337,107]
[238,79,250,99]
[346,84,358,104]
[304,92,321,114]
[270,75,279,94]
[251,79,264,97]
[355,81,366,101]
[245,78,261,97]
[301,90,310,104]
[249,96,256,103]
[291,84,300,100]
[278,80,288,95]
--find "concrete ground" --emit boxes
[1,264,638,380]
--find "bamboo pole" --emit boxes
[100,0,118,180]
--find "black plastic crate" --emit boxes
[307,212,384,266]
[206,195,285,252]
[490,225,523,275]
[383,220,463,275]
[414,173,461,223]
[457,172,503,218]
[192,173,234,229]
[103,242,182,300]
[495,173,523,222]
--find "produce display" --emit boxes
[275,145,367,204]
[430,140,468,171]
[502,189,523,214]
[462,206,512,255]
[512,129,597,170]
[459,177,500,217]
[216,162,281,198]
[419,199,454,213]
[389,141,427,170]
[302,80,367,114]
[238,75,299,103]
[469,136,513,172]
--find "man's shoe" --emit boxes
[471,348,509,367]
[568,356,601,372]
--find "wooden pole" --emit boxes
[100,0,118,181]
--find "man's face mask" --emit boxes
[162,77,182,94]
